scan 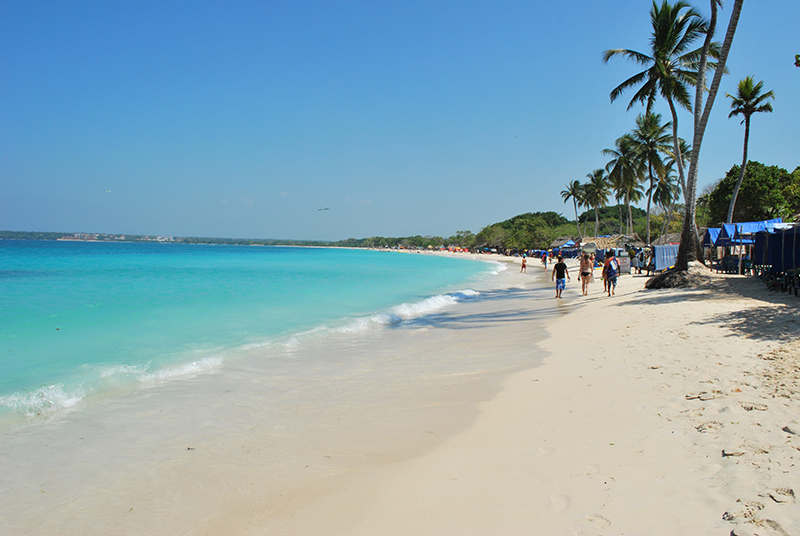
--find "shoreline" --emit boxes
[0,253,563,535]
[2,254,797,535]
[251,258,800,535]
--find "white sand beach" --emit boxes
[251,256,800,535]
[1,254,798,535]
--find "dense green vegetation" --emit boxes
[705,162,800,225]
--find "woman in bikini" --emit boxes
[579,253,593,296]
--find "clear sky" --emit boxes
[2,1,798,240]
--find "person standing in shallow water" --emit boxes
[551,255,570,299]
[520,255,527,273]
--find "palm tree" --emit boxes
[604,133,645,235]
[561,180,585,238]
[583,170,611,237]
[677,0,743,270]
[631,113,672,245]
[603,0,718,207]
[725,76,774,223]
[650,162,682,243]
[608,171,626,235]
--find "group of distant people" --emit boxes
[519,250,621,299]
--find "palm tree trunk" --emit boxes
[618,201,623,235]
[625,191,633,235]
[668,99,686,197]
[573,199,581,238]
[726,116,750,223]
[677,0,742,271]
[664,203,675,239]
[646,163,654,245]
[594,207,600,237]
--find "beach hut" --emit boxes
[549,236,576,249]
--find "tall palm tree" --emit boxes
[560,180,585,238]
[650,161,682,243]
[583,170,611,237]
[631,113,672,245]
[603,0,718,206]
[677,0,743,270]
[608,171,626,235]
[604,133,645,235]
[725,76,774,223]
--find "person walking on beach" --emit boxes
[603,251,620,297]
[542,252,548,271]
[520,255,527,273]
[579,253,593,296]
[551,255,570,299]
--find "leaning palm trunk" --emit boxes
[627,196,634,236]
[573,198,581,238]
[664,203,675,240]
[668,99,687,197]
[726,116,750,223]
[646,164,654,244]
[677,0,743,271]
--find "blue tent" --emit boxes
[715,219,782,246]
[703,228,720,247]
[765,226,800,274]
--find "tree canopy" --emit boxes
[706,161,800,225]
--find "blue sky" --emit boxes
[2,1,798,240]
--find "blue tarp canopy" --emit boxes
[653,244,679,271]
[715,219,782,246]
[561,240,576,247]
[762,226,800,273]
[703,228,720,247]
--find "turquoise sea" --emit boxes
[0,240,493,420]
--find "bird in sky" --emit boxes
[318,208,329,211]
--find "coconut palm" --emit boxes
[677,0,743,270]
[561,180,585,238]
[650,162,682,243]
[603,0,719,205]
[604,133,645,235]
[583,169,611,237]
[725,76,774,223]
[631,113,673,245]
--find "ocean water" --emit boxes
[0,240,494,422]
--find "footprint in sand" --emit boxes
[767,487,795,503]
[722,500,764,522]
[587,514,611,528]
[685,391,719,401]
[696,421,723,433]
[740,401,768,411]
[535,446,555,458]
[549,493,571,512]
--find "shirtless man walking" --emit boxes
[551,255,570,299]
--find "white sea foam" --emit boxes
[99,363,151,378]
[490,262,508,274]
[283,338,300,350]
[333,289,479,334]
[0,384,86,417]
[139,356,223,383]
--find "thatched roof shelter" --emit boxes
[580,234,645,249]
[549,236,576,248]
